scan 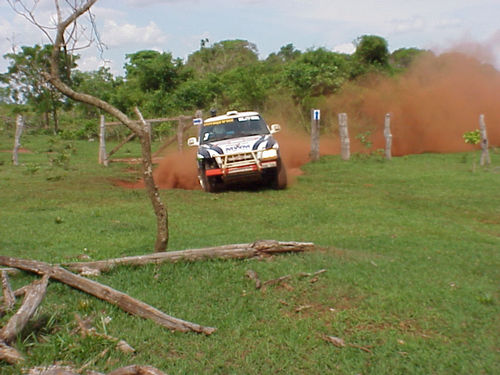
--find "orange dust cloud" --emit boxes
[153,147,200,190]
[328,51,500,155]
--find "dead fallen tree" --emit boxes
[64,240,314,274]
[27,364,167,375]
[1,240,313,366]
[0,275,49,364]
[1,270,16,313]
[0,341,24,365]
[0,256,216,336]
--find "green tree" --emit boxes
[266,43,301,64]
[186,39,259,76]
[284,48,349,105]
[219,64,269,110]
[122,50,188,116]
[125,50,185,92]
[351,35,390,77]
[390,47,426,71]
[354,35,390,66]
[172,73,222,112]
[72,67,118,118]
[2,44,76,133]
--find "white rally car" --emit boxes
[187,110,287,192]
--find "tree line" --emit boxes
[0,35,424,137]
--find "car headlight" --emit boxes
[261,148,278,160]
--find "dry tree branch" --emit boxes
[6,0,56,44]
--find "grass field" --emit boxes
[1,134,499,374]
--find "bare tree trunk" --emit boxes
[135,107,168,252]
[38,0,168,251]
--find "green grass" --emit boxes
[1,134,499,374]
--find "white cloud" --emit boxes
[434,17,462,30]
[332,42,355,55]
[102,20,169,48]
[391,17,426,34]
[124,0,182,6]
[78,55,115,73]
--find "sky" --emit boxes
[1,0,499,76]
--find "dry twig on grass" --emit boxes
[247,268,327,291]
[262,275,292,288]
[245,269,262,289]
[323,335,372,354]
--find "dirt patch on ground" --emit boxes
[1,148,33,153]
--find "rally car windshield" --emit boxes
[200,116,269,144]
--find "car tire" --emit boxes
[199,172,220,193]
[271,159,287,190]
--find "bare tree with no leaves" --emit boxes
[7,0,168,251]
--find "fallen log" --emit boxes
[65,240,314,273]
[27,365,167,375]
[1,270,16,313]
[108,365,167,375]
[0,283,34,306]
[0,276,48,364]
[0,256,215,335]
[0,267,20,275]
[0,275,49,344]
[0,340,24,364]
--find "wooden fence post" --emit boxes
[384,113,392,160]
[98,115,108,166]
[479,114,491,166]
[338,113,350,161]
[310,109,320,161]
[145,120,152,145]
[177,118,184,152]
[12,115,24,166]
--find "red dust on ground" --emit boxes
[153,148,200,190]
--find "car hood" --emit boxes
[198,135,278,158]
